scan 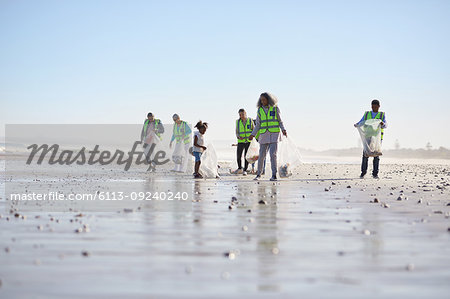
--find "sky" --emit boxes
[1,0,449,150]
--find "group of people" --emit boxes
[231,92,287,181]
[141,93,387,180]
[140,113,191,172]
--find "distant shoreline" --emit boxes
[299,147,450,160]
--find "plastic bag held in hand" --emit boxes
[200,143,219,178]
[172,142,186,165]
[278,135,302,178]
[144,131,160,145]
[245,139,260,163]
[143,131,161,159]
[357,119,382,157]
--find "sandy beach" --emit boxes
[1,157,449,298]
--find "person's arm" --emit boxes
[276,107,286,132]
[193,135,199,147]
[235,120,241,139]
[157,121,164,134]
[169,123,175,143]
[184,123,192,136]
[250,113,261,137]
[381,113,387,128]
[140,121,146,141]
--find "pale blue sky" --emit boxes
[1,0,449,150]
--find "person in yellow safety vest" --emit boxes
[170,113,192,173]
[354,99,387,179]
[141,112,165,142]
[140,112,165,171]
[232,109,254,175]
[249,92,287,181]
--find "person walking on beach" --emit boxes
[170,113,192,172]
[354,99,387,179]
[141,112,165,142]
[249,92,287,181]
[141,112,165,170]
[232,108,254,175]
[193,121,208,179]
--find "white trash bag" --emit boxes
[200,143,219,178]
[144,130,161,146]
[172,142,186,165]
[143,131,162,161]
[245,139,260,163]
[277,135,302,178]
[357,119,382,157]
[142,131,163,171]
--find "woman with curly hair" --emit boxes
[249,92,287,181]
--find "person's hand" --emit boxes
[248,135,254,141]
[169,141,173,149]
[354,123,358,127]
[202,146,207,150]
[282,130,287,137]
[380,121,384,126]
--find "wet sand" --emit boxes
[1,159,450,298]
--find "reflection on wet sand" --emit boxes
[1,161,450,297]
[255,184,280,292]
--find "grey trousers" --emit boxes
[257,143,278,177]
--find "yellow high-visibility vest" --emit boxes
[144,119,162,138]
[258,106,280,134]
[364,111,385,140]
[236,118,253,143]
[173,121,190,144]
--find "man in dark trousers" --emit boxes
[354,99,387,179]
[232,108,254,175]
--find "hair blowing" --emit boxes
[257,92,278,107]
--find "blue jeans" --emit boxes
[257,143,278,177]
[193,151,202,162]
[362,154,379,176]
